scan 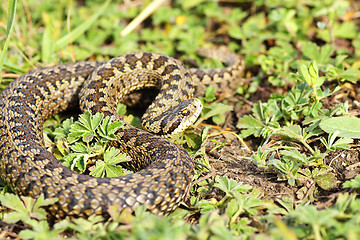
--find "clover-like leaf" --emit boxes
[90,148,130,178]
[68,111,104,143]
[97,116,123,142]
[53,117,74,141]
[214,176,252,198]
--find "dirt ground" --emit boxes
[199,82,360,210]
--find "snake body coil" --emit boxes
[0,51,244,219]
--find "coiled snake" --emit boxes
[0,50,244,219]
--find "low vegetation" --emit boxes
[1,0,360,239]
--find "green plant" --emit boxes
[46,111,129,177]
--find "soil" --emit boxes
[197,81,360,209]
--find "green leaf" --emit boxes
[203,85,217,102]
[280,150,307,164]
[274,125,302,141]
[308,61,319,84]
[54,117,74,141]
[237,115,264,138]
[62,152,89,172]
[104,147,129,165]
[184,132,201,149]
[90,148,129,178]
[19,220,65,239]
[319,44,334,64]
[314,173,337,190]
[117,103,127,116]
[301,42,319,61]
[68,111,103,143]
[228,25,244,40]
[338,69,360,83]
[0,193,57,224]
[320,130,353,152]
[201,103,233,124]
[343,175,360,189]
[181,0,207,9]
[214,176,252,197]
[298,65,311,84]
[90,160,106,178]
[0,193,28,223]
[70,142,88,153]
[320,117,360,138]
[98,116,123,142]
[104,164,125,178]
[333,21,357,39]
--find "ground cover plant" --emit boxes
[1,0,360,239]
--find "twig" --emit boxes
[120,0,169,37]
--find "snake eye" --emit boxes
[181,109,190,116]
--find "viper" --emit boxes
[0,50,244,219]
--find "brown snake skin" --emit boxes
[0,51,244,220]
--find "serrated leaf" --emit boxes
[201,103,233,121]
[68,111,103,143]
[117,103,127,117]
[90,161,106,178]
[90,148,129,178]
[320,117,360,139]
[339,69,360,83]
[275,125,302,141]
[0,193,56,224]
[280,150,307,164]
[75,154,89,173]
[62,152,88,172]
[19,220,63,239]
[214,176,251,197]
[70,142,88,153]
[104,165,125,178]
[54,117,74,141]
[98,116,123,142]
[0,193,27,215]
[104,148,129,165]
[86,112,103,132]
[237,115,262,129]
[343,175,360,189]
[301,42,319,61]
[32,194,58,210]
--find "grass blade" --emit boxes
[0,0,17,82]
[55,0,111,51]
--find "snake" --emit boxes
[0,50,244,220]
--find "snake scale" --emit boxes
[0,50,244,220]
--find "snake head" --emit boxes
[142,98,203,138]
